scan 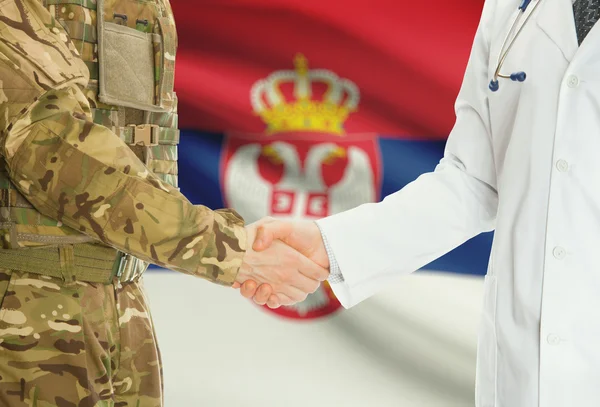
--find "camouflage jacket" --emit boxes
[0,0,246,286]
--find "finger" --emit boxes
[232,282,241,289]
[288,270,321,295]
[267,295,281,309]
[253,284,273,305]
[275,293,295,306]
[294,251,330,282]
[279,285,308,304]
[240,280,258,298]
[253,221,294,251]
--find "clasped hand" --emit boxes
[233,218,329,309]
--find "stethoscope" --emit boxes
[489,0,543,92]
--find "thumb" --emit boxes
[253,221,293,252]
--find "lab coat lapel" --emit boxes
[535,0,578,61]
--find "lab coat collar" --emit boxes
[536,0,578,62]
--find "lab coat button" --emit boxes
[553,246,566,260]
[567,75,579,88]
[547,334,561,345]
[556,159,569,172]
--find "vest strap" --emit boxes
[116,124,179,146]
[0,244,143,284]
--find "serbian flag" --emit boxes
[171,0,491,319]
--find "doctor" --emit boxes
[235,0,600,405]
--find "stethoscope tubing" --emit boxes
[490,0,543,90]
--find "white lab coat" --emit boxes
[316,0,600,405]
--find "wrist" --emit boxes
[315,221,346,281]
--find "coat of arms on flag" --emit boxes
[221,54,382,319]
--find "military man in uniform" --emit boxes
[0,0,328,405]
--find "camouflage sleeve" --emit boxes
[0,0,246,286]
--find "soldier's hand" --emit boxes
[235,222,329,307]
[234,280,280,308]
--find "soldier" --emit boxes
[0,0,328,405]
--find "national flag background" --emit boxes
[145,1,490,405]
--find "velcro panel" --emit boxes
[99,22,156,109]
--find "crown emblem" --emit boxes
[250,54,360,135]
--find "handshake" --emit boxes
[232,218,329,309]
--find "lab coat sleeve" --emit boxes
[316,0,499,308]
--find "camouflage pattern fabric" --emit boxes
[0,0,248,405]
[0,268,163,407]
[0,0,246,285]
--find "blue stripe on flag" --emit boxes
[179,131,226,209]
[178,131,492,276]
[378,137,492,276]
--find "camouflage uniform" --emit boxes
[0,0,246,405]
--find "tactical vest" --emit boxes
[0,0,179,283]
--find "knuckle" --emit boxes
[309,268,322,281]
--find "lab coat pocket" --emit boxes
[475,274,498,407]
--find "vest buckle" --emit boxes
[128,124,159,147]
[114,252,144,283]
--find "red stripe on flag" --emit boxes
[172,0,483,138]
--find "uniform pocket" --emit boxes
[475,274,498,407]
[0,272,82,346]
[98,21,157,109]
[96,0,173,112]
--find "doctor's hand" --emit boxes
[235,219,329,308]
[234,221,329,306]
